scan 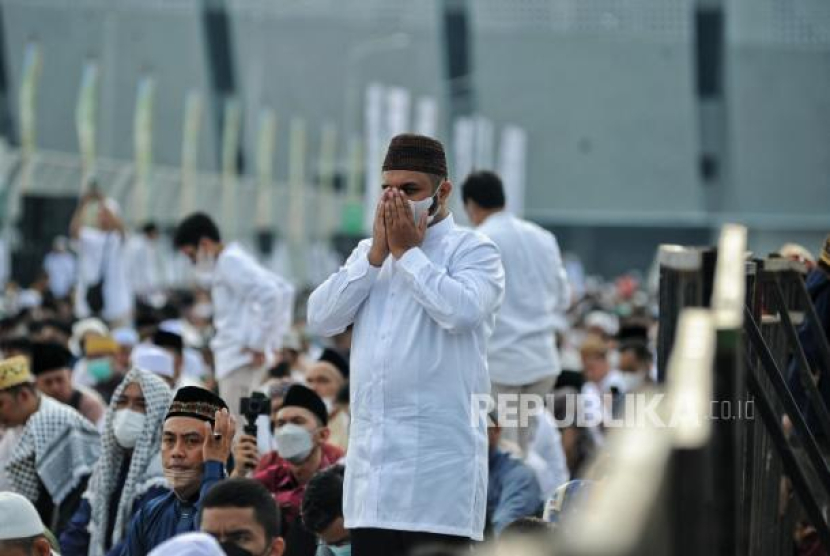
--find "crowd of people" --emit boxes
[0,133,677,556]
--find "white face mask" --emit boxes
[322,397,334,414]
[408,192,439,226]
[113,409,146,449]
[193,248,216,285]
[273,423,314,465]
[163,467,203,499]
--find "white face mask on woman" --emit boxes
[112,409,146,449]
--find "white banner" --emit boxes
[180,90,202,213]
[20,42,42,160]
[385,86,411,139]
[288,117,308,284]
[363,83,385,233]
[473,115,495,171]
[415,96,438,137]
[452,116,475,185]
[221,97,241,235]
[133,75,155,222]
[255,107,276,228]
[497,125,528,217]
[76,61,99,183]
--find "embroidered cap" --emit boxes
[165,386,228,423]
[0,356,33,391]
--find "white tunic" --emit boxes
[210,242,295,378]
[73,227,132,322]
[477,211,570,386]
[307,214,504,540]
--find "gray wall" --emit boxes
[0,0,827,275]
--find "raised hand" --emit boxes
[203,408,236,464]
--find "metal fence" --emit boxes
[501,224,829,556]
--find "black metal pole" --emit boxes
[768,274,830,440]
[746,367,830,552]
[793,272,830,388]
[744,307,830,495]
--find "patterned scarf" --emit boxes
[84,368,173,556]
[6,395,101,505]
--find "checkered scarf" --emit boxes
[5,395,101,505]
[84,368,173,556]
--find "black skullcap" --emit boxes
[135,312,160,330]
[0,336,32,356]
[318,348,349,379]
[30,342,73,375]
[281,384,328,426]
[382,133,447,177]
[166,386,228,423]
[616,322,649,343]
[39,318,73,337]
[153,330,183,354]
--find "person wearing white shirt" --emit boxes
[43,236,77,300]
[173,213,294,419]
[462,170,570,455]
[69,188,132,324]
[125,222,167,307]
[580,335,627,431]
[307,134,505,555]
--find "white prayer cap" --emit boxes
[17,289,42,310]
[131,344,175,379]
[113,327,140,347]
[161,319,202,348]
[282,330,302,352]
[584,311,619,337]
[159,319,183,336]
[0,492,45,540]
[148,532,224,556]
[70,318,110,356]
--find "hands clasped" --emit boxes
[367,188,428,266]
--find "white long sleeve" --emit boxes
[478,212,571,385]
[307,240,380,337]
[395,241,504,333]
[308,214,505,541]
[549,235,571,313]
[211,243,292,377]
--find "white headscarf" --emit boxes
[84,367,173,556]
[148,532,225,556]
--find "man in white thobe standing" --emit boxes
[462,170,571,455]
[308,134,505,555]
[173,213,294,420]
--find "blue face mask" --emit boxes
[328,544,352,556]
[87,357,113,382]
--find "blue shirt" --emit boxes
[61,457,168,556]
[112,461,225,556]
[486,448,543,535]
[787,269,830,436]
[60,484,167,556]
